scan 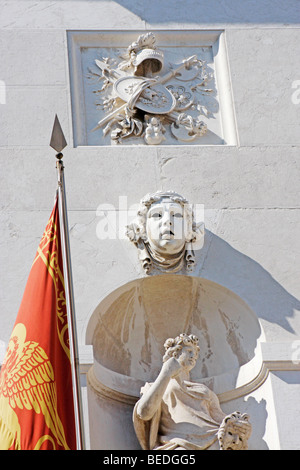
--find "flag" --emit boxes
[0,197,77,450]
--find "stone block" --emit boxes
[226,28,300,146]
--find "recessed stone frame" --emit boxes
[67,30,238,147]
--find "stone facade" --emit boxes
[1,0,300,450]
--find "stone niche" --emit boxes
[86,275,262,449]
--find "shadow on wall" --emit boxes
[115,0,300,25]
[222,396,269,450]
[88,229,300,384]
[245,397,269,450]
[196,230,300,336]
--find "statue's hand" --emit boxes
[161,357,182,378]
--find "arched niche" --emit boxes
[86,275,262,390]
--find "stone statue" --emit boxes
[133,333,252,450]
[126,191,204,274]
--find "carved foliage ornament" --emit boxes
[126,191,204,274]
[89,32,214,145]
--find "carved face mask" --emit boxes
[221,425,244,450]
[146,200,186,256]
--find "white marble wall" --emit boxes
[1,0,300,450]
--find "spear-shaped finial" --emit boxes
[50,114,67,159]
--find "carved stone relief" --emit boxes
[133,333,252,450]
[89,32,212,145]
[68,30,237,146]
[126,191,204,274]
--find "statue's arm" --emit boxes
[136,357,181,421]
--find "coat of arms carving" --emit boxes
[87,32,216,145]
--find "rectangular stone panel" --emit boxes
[67,30,237,147]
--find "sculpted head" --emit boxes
[146,195,186,256]
[126,191,204,273]
[218,412,252,450]
[163,333,200,373]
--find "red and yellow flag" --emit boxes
[0,198,77,450]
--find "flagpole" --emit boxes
[51,116,85,450]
